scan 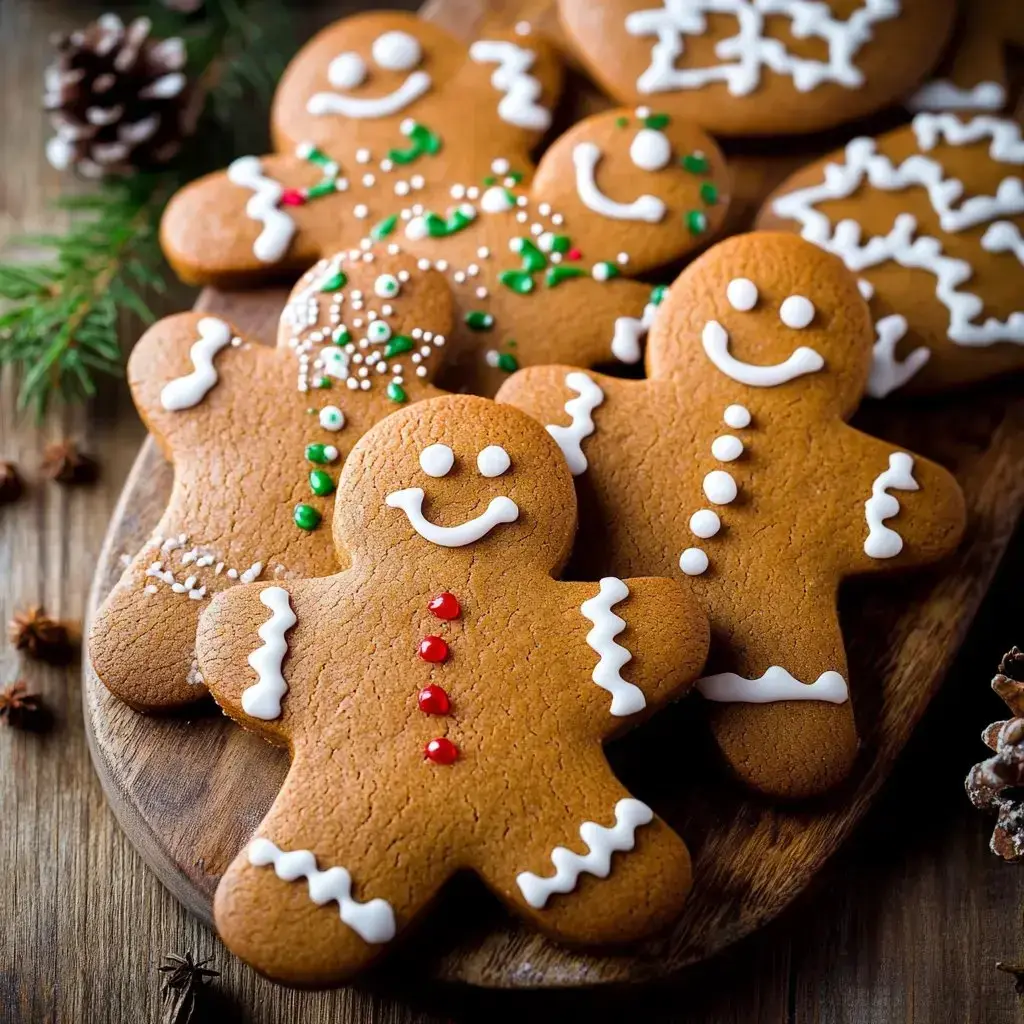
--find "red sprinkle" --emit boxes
[418,635,449,663]
[417,684,450,716]
[428,591,461,620]
[567,247,582,261]
[425,737,458,765]
[280,188,307,207]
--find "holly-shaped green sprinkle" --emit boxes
[644,113,670,129]
[319,270,348,292]
[419,206,475,238]
[371,214,398,241]
[387,381,408,403]
[545,265,586,287]
[388,121,442,165]
[510,237,546,273]
[305,442,338,464]
[494,351,519,372]
[650,284,669,306]
[465,310,494,331]
[315,377,331,389]
[615,116,629,128]
[700,181,719,205]
[293,503,322,531]
[591,261,620,282]
[681,152,709,175]
[686,210,708,234]
[499,269,534,294]
[505,171,523,186]
[332,326,351,346]
[538,232,570,254]
[309,470,335,497]
[383,336,414,358]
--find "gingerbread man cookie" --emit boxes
[195,395,709,985]
[558,0,955,137]
[161,11,563,286]
[89,248,454,711]
[498,232,966,800]
[759,113,1024,396]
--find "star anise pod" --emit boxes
[159,952,219,1024]
[41,440,98,485]
[8,606,73,662]
[0,461,23,504]
[0,681,43,729]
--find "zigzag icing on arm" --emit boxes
[546,372,604,475]
[697,667,849,703]
[864,451,919,559]
[469,40,551,131]
[242,586,296,720]
[611,301,657,363]
[907,80,1006,114]
[248,837,397,943]
[227,156,297,264]
[160,318,233,411]
[580,578,645,717]
[867,314,930,398]
[515,798,654,909]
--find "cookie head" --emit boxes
[334,395,576,573]
[648,232,874,416]
[530,108,728,272]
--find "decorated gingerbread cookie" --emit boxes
[759,113,1024,396]
[498,232,966,800]
[194,395,710,985]
[89,248,454,711]
[558,0,955,137]
[161,11,563,285]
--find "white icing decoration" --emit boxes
[867,313,930,398]
[779,294,815,329]
[241,587,296,721]
[480,186,515,213]
[227,156,295,263]
[711,434,743,461]
[630,128,671,171]
[698,666,849,703]
[308,69,430,118]
[468,40,551,131]
[477,445,510,477]
[723,403,751,428]
[573,142,666,223]
[248,837,396,944]
[702,320,824,385]
[679,547,709,575]
[689,508,721,538]
[771,114,1024,350]
[580,577,645,717]
[319,405,345,431]
[516,799,654,909]
[321,347,350,382]
[160,318,232,411]
[983,220,1024,267]
[624,0,900,97]
[726,277,758,311]
[368,321,392,344]
[703,469,737,505]
[908,79,1006,113]
[385,488,519,546]
[374,273,400,298]
[864,451,918,559]
[328,52,366,90]
[371,30,422,72]
[611,301,658,363]
[546,372,604,475]
[419,443,454,478]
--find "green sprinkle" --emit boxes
[303,146,330,168]
[387,122,443,164]
[496,352,519,373]
[700,181,719,205]
[681,152,710,175]
[384,335,414,358]
[315,377,331,389]
[319,270,347,292]
[616,116,629,128]
[506,171,523,185]
[644,113,670,129]
[305,443,334,464]
[499,269,534,294]
[465,310,495,331]
[387,381,408,403]
[686,210,708,234]
[650,284,669,306]
[309,470,335,497]
[591,261,620,282]
[539,233,570,254]
[307,179,337,200]
[332,327,351,346]
[420,206,475,238]
[545,265,586,287]
[511,237,546,272]
[293,503,322,531]
[483,175,496,186]
[371,214,398,241]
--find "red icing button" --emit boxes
[280,188,306,207]
[418,635,449,663]
[418,684,450,716]
[567,247,582,261]
[428,592,461,620]
[425,737,458,765]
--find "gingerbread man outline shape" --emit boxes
[195,395,710,985]
[498,231,967,800]
[89,248,455,711]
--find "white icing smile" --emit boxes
[308,70,431,118]
[385,487,519,547]
[702,320,824,386]
[572,142,666,223]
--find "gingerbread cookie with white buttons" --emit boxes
[498,231,966,800]
[195,395,709,985]
[558,0,956,137]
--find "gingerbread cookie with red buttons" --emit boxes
[498,231,966,800]
[558,0,956,137]
[194,395,710,985]
[89,248,455,712]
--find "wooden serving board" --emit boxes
[84,0,1024,990]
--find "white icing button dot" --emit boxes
[629,128,671,171]
[328,52,366,90]
[679,548,709,576]
[703,470,737,505]
[374,273,400,298]
[476,445,510,478]
[726,277,758,312]
[371,30,421,71]
[780,295,815,329]
[319,405,345,431]
[723,404,751,429]
[419,443,454,478]
[367,321,392,343]
[711,434,744,462]
[689,509,721,539]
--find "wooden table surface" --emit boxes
[3,1,1024,1021]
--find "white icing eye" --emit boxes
[328,52,367,90]
[367,320,392,343]
[629,128,671,171]
[319,405,345,431]
[374,274,400,298]
[477,445,510,477]
[372,30,422,71]
[726,278,758,312]
[780,295,815,329]
[420,443,454,478]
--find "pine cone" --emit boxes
[41,441,98,485]
[44,14,194,179]
[8,606,73,662]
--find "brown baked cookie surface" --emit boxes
[759,113,1024,397]
[89,249,454,711]
[498,232,966,800]
[558,0,955,137]
[195,396,710,986]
